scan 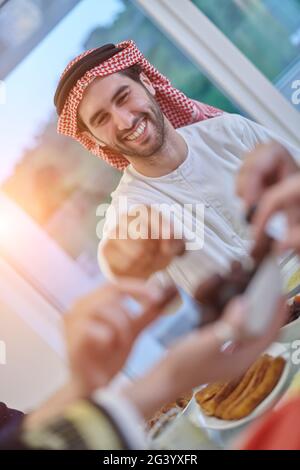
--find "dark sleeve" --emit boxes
[0,402,27,449]
[18,399,127,450]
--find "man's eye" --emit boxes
[97,114,108,126]
[117,93,128,105]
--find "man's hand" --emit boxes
[237,141,298,211]
[64,280,178,395]
[100,206,185,279]
[252,173,300,254]
[123,296,287,418]
[161,296,287,391]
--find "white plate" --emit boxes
[279,315,300,343]
[189,343,290,431]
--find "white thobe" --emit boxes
[99,114,300,295]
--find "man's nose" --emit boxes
[113,108,135,131]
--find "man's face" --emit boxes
[78,72,165,159]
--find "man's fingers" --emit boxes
[236,141,294,210]
[253,188,287,240]
[263,298,287,342]
[254,175,300,240]
[237,145,276,206]
[237,170,263,209]
[81,322,116,353]
[222,296,248,335]
[220,300,287,379]
[116,278,165,304]
[223,296,287,345]
[130,284,179,338]
[105,239,159,278]
[160,238,185,257]
[102,206,184,279]
[280,226,300,253]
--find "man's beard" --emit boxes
[109,92,165,159]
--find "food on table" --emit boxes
[175,391,193,409]
[146,402,178,430]
[194,235,273,322]
[195,354,286,421]
[199,381,238,416]
[146,391,193,437]
[194,261,252,322]
[286,295,300,324]
[146,402,179,440]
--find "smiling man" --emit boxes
[54,41,300,294]
[78,72,167,164]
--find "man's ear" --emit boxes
[139,72,155,96]
[81,130,106,147]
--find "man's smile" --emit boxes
[124,118,148,143]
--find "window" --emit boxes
[0,0,243,377]
[192,0,300,110]
[0,0,82,77]
[0,0,241,286]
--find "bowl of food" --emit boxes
[146,391,193,441]
[188,343,290,430]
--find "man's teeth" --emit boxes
[126,120,146,141]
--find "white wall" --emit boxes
[0,258,68,412]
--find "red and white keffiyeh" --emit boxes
[57,40,223,170]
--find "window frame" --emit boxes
[134,0,300,146]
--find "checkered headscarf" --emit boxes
[55,40,223,170]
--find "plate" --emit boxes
[279,315,300,343]
[147,406,181,441]
[189,343,290,430]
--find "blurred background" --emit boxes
[0,0,299,411]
